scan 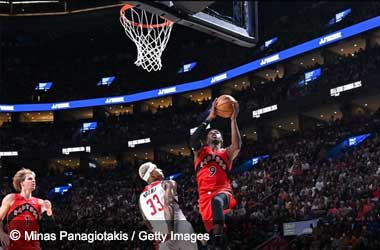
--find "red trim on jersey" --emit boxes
[143,180,161,192]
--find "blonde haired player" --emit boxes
[138,162,198,250]
[0,168,53,250]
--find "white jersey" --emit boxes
[139,180,186,233]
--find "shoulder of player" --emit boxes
[2,193,16,204]
[161,180,176,189]
[220,147,228,152]
[36,198,44,205]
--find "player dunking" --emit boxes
[0,168,53,250]
[190,98,241,250]
[138,162,198,250]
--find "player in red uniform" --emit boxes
[0,168,53,250]
[190,98,241,250]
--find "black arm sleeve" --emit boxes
[189,120,210,151]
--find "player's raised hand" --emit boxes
[207,98,218,121]
[42,200,53,216]
[230,101,239,121]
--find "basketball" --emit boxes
[215,95,237,118]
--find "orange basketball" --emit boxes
[215,95,236,118]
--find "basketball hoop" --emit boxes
[120,4,174,72]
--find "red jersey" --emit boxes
[194,146,236,232]
[6,194,41,250]
[194,146,232,195]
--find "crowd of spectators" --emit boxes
[1,108,380,249]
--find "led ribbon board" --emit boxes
[97,76,115,86]
[326,133,371,158]
[0,151,18,157]
[260,37,278,50]
[178,62,197,74]
[299,68,322,86]
[283,219,319,236]
[1,16,380,112]
[62,146,91,155]
[233,154,269,173]
[327,9,352,26]
[165,173,182,180]
[128,138,151,148]
[330,80,362,96]
[35,82,53,91]
[252,104,278,118]
[48,184,72,196]
[81,122,98,132]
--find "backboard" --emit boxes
[121,1,258,48]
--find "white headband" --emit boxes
[142,163,157,182]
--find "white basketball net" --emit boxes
[120,5,174,72]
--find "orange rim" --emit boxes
[120,4,174,29]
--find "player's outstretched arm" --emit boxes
[163,181,176,235]
[227,101,242,162]
[0,194,14,247]
[190,98,217,158]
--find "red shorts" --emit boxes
[198,190,236,232]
